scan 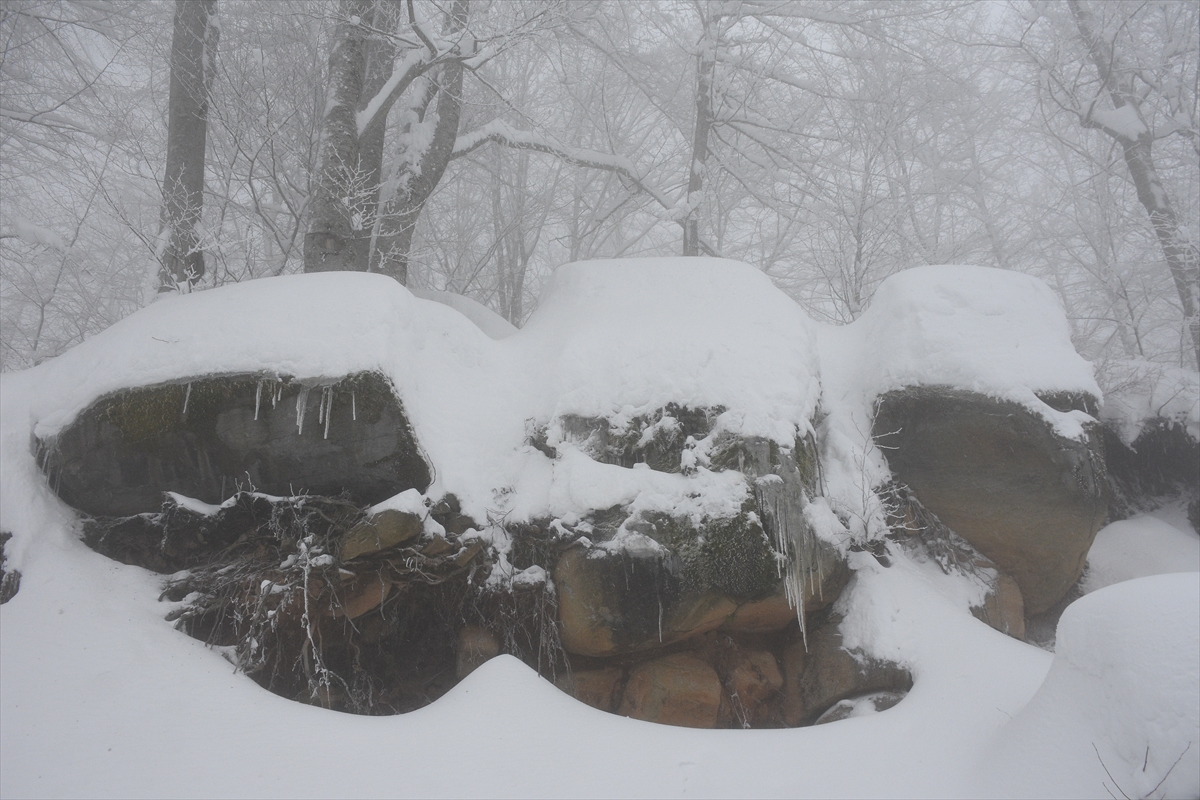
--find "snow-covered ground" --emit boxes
[2,260,1198,798]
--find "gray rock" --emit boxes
[873,387,1106,615]
[39,371,431,517]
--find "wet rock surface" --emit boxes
[874,387,1107,614]
[39,371,430,517]
[548,406,847,657]
[781,620,912,726]
[1102,419,1199,522]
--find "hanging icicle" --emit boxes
[351,391,356,421]
[182,382,192,419]
[295,386,310,435]
[255,380,263,421]
[323,388,333,439]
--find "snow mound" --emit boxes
[846,265,1100,419]
[982,573,1200,799]
[517,257,821,442]
[1082,515,1200,594]
[1098,359,1200,445]
[410,287,519,340]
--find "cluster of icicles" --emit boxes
[248,379,358,440]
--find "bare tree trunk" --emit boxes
[1069,0,1200,368]
[373,0,468,284]
[683,9,716,257]
[353,0,400,269]
[304,0,372,273]
[158,0,218,292]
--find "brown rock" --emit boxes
[972,570,1025,640]
[456,625,500,679]
[727,649,783,706]
[619,653,724,729]
[556,667,625,712]
[874,387,1107,614]
[781,621,911,726]
[420,534,456,558]
[723,593,796,633]
[331,574,392,619]
[340,510,422,560]
[724,648,783,727]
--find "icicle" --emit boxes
[295,386,310,435]
[255,380,262,421]
[323,389,333,440]
[318,387,327,425]
[182,382,192,419]
[351,391,356,421]
[658,596,663,643]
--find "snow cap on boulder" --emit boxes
[518,257,822,443]
[850,265,1100,411]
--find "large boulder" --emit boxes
[550,409,847,657]
[618,653,726,728]
[38,371,430,517]
[874,387,1107,615]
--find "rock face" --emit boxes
[549,407,848,657]
[781,621,912,726]
[874,387,1107,615]
[618,653,725,728]
[40,371,430,517]
[555,668,625,713]
[1102,419,1199,522]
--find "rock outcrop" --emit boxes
[547,407,847,657]
[874,387,1107,614]
[781,621,912,726]
[39,371,430,517]
[618,653,726,729]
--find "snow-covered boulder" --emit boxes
[40,371,430,518]
[849,267,1107,615]
[874,387,1106,615]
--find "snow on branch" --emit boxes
[356,48,435,136]
[451,120,674,211]
[0,217,67,251]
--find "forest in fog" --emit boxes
[2,0,1197,384]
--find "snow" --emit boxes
[409,287,518,339]
[1,216,67,250]
[1082,513,1200,595]
[1090,103,1148,140]
[838,265,1100,437]
[3,259,1195,798]
[1099,359,1200,444]
[980,574,1200,799]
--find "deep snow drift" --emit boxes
[2,259,1198,798]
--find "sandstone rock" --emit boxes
[782,621,912,726]
[874,387,1107,614]
[455,625,501,679]
[420,534,456,558]
[555,667,625,712]
[340,510,422,560]
[331,574,392,619]
[40,371,430,517]
[723,648,783,726]
[552,417,847,657]
[618,653,724,728]
[972,570,1025,640]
